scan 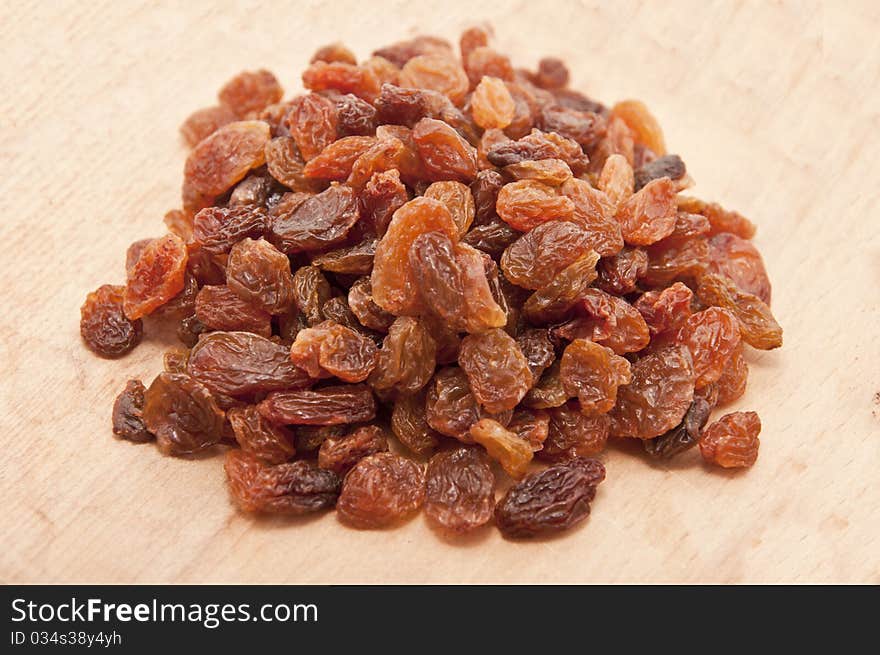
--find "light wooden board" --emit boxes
[1,0,878,584]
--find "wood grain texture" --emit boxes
[1,0,878,583]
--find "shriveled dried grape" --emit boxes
[183,120,270,202]
[696,273,782,350]
[425,447,494,532]
[290,320,379,382]
[560,340,631,415]
[228,405,296,464]
[369,316,437,396]
[112,379,153,442]
[124,233,189,320]
[459,329,532,414]
[268,184,360,254]
[680,307,741,388]
[643,397,711,459]
[258,384,376,426]
[291,265,332,327]
[226,238,295,314]
[391,390,440,456]
[225,450,340,514]
[615,177,678,246]
[337,453,425,528]
[286,94,338,161]
[469,418,533,479]
[318,425,389,475]
[188,331,312,398]
[507,409,550,451]
[81,284,143,357]
[193,205,267,255]
[541,402,609,460]
[496,179,574,232]
[143,372,225,456]
[411,117,478,183]
[699,411,761,468]
[634,154,686,191]
[609,344,695,439]
[195,285,272,337]
[716,344,749,405]
[495,457,605,538]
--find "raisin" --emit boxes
[258,384,376,426]
[611,100,666,155]
[459,329,532,414]
[268,185,360,254]
[424,181,475,237]
[678,196,757,239]
[560,340,631,415]
[469,170,503,226]
[515,329,555,381]
[535,57,569,89]
[163,348,190,373]
[290,320,379,383]
[318,425,389,475]
[465,47,514,87]
[142,372,225,456]
[609,345,695,439]
[183,120,270,203]
[495,457,605,538]
[541,403,609,460]
[225,450,340,514]
[634,154,686,191]
[195,285,272,337]
[508,409,550,451]
[361,169,409,236]
[371,197,457,315]
[615,177,678,246]
[503,158,573,186]
[596,247,648,295]
[643,235,709,287]
[469,418,533,479]
[193,205,267,255]
[123,233,188,320]
[302,61,380,102]
[228,405,296,464]
[177,314,207,347]
[501,221,596,290]
[680,307,742,388]
[559,178,624,256]
[455,244,508,332]
[81,284,143,357]
[699,411,761,468]
[487,129,589,175]
[411,117,478,182]
[391,390,440,456]
[496,179,574,232]
[716,344,749,405]
[471,76,516,129]
[598,153,635,210]
[634,282,694,335]
[310,43,357,66]
[459,26,490,64]
[569,289,651,355]
[320,296,367,334]
[537,104,605,149]
[348,276,395,332]
[335,93,378,136]
[696,273,782,350]
[187,331,312,398]
[337,453,425,528]
[706,232,772,304]
[180,105,237,147]
[643,397,711,459]
[461,219,519,257]
[368,317,437,396]
[522,250,600,324]
[112,379,153,442]
[226,238,295,315]
[265,136,321,191]
[291,265,333,326]
[312,237,377,275]
[400,55,469,106]
[302,136,376,180]
[295,424,345,454]
[425,448,495,533]
[286,94,338,161]
[217,69,282,118]
[425,367,481,441]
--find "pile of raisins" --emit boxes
[82,27,781,539]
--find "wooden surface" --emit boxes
[1,0,878,584]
